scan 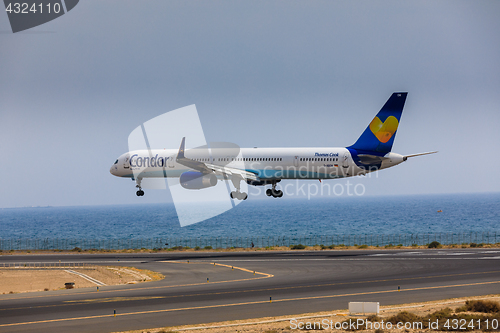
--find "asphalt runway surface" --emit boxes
[1,249,500,332]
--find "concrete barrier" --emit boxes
[349,302,379,315]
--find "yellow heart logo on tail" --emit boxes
[369,116,399,143]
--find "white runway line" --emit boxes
[64,269,106,286]
[107,267,151,281]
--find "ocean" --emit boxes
[1,193,499,242]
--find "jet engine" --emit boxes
[180,171,217,189]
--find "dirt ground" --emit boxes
[0,266,163,294]
[116,295,500,333]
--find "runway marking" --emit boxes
[2,279,500,328]
[65,269,106,286]
[65,296,165,303]
[0,261,273,302]
[160,260,274,278]
[0,267,498,306]
[1,269,499,312]
[199,257,500,261]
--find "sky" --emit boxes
[1,0,499,208]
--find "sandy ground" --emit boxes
[116,295,500,333]
[0,266,163,294]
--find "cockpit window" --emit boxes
[114,159,118,164]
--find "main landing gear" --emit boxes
[230,191,247,200]
[230,175,248,200]
[266,181,283,198]
[135,178,144,197]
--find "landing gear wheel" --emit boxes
[268,180,283,198]
[135,178,144,197]
[271,189,283,198]
[230,191,248,200]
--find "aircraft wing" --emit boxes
[204,163,259,181]
[176,137,259,182]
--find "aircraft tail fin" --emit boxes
[348,92,407,154]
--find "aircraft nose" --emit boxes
[110,165,117,175]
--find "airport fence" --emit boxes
[0,232,498,251]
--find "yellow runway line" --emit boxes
[2,279,500,328]
[1,267,498,302]
[161,260,274,278]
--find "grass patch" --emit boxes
[456,300,500,313]
[428,241,442,248]
[290,244,307,250]
[385,305,500,331]
[339,304,500,331]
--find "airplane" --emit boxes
[110,92,436,199]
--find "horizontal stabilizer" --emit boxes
[357,154,389,165]
[403,151,438,161]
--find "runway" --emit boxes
[1,249,500,332]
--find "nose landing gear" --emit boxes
[266,181,283,198]
[135,177,144,196]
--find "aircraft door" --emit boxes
[123,156,129,169]
[343,152,349,168]
[294,156,299,167]
[168,156,175,168]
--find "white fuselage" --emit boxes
[110,147,405,180]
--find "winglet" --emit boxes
[177,137,186,161]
